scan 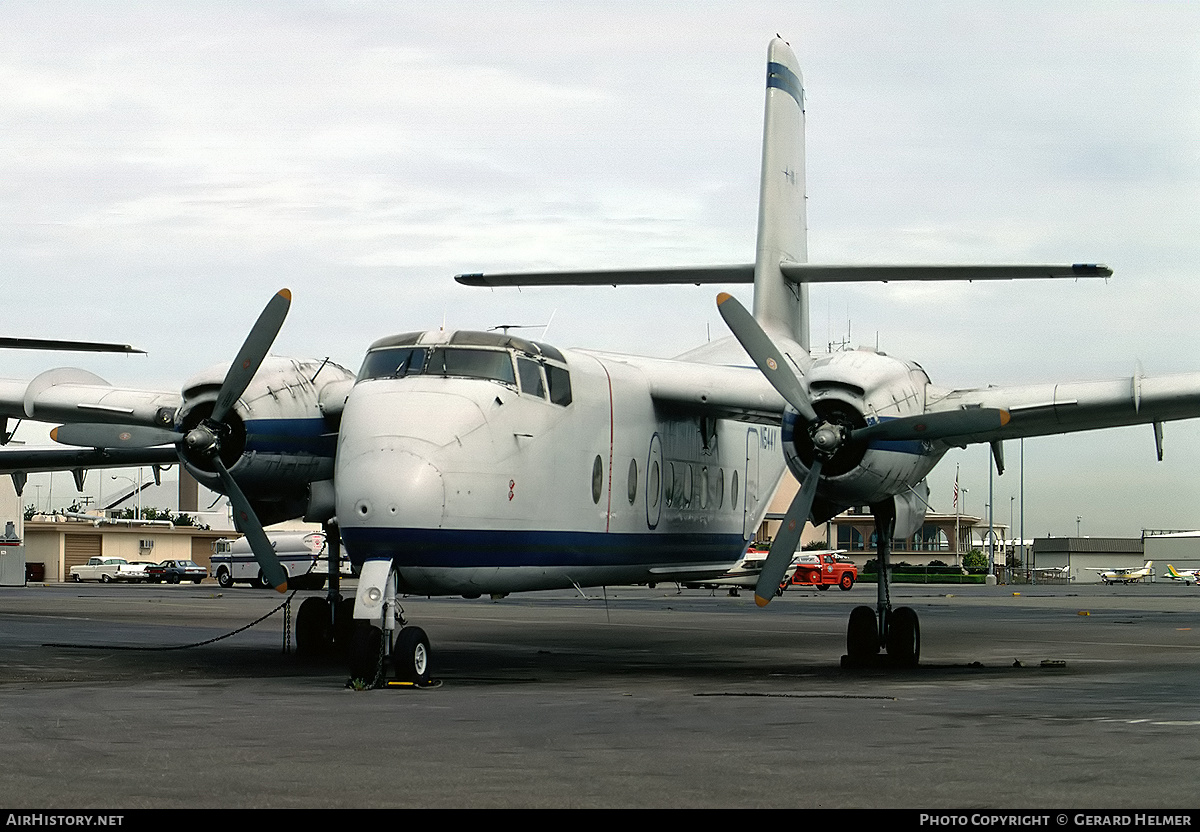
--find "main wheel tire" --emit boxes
[347,623,384,686]
[885,606,921,667]
[847,605,879,660]
[393,626,432,684]
[839,572,854,591]
[296,597,333,656]
[216,569,234,588]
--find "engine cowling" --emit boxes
[175,356,353,525]
[779,348,943,523]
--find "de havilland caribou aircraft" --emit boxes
[4,38,1200,682]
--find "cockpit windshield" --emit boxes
[358,346,515,386]
[357,331,573,406]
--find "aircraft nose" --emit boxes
[338,447,446,528]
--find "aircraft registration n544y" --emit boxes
[5,38,1200,682]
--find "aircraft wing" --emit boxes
[0,445,178,474]
[0,369,179,428]
[578,349,787,424]
[923,372,1200,447]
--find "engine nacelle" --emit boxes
[780,348,945,519]
[175,356,354,525]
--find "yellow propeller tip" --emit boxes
[274,582,288,593]
[49,427,59,441]
[716,292,732,304]
[278,288,292,301]
[754,594,772,608]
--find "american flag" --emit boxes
[953,470,959,509]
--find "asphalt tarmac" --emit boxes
[1,580,1199,809]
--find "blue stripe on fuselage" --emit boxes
[340,527,746,569]
[244,418,335,456]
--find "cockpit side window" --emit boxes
[546,364,572,406]
[517,357,546,399]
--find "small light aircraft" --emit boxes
[1028,565,1073,582]
[1164,565,1199,585]
[4,38,1200,680]
[1089,561,1155,585]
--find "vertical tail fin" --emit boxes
[752,38,808,349]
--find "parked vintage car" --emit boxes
[113,561,159,583]
[69,557,129,583]
[145,560,208,584]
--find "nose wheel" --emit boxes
[843,500,921,668]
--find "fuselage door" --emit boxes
[743,428,760,541]
[645,433,663,529]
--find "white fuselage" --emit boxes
[334,331,787,595]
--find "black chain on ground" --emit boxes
[368,624,387,689]
[43,589,303,652]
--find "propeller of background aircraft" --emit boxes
[50,289,294,592]
[715,292,1009,606]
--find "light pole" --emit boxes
[1009,496,1015,568]
[960,488,970,564]
[1076,515,1082,538]
[111,470,144,521]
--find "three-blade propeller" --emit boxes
[716,292,1008,606]
[53,289,294,593]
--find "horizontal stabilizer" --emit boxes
[456,263,1110,288]
[779,263,1111,283]
[456,265,755,287]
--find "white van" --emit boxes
[211,531,350,590]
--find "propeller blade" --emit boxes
[51,423,181,448]
[754,458,823,606]
[212,456,288,592]
[716,293,818,424]
[211,288,292,424]
[849,408,1011,444]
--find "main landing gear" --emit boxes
[843,500,921,668]
[294,522,355,657]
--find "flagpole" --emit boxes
[954,465,960,568]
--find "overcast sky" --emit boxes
[2,1,1199,539]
